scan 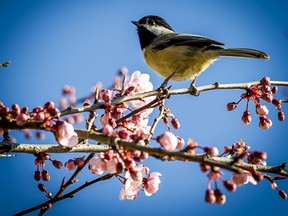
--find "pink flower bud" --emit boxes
[241,111,252,125]
[38,183,47,192]
[272,99,280,107]
[256,104,269,116]
[278,190,287,199]
[252,151,267,161]
[16,113,29,126]
[65,159,76,171]
[0,106,9,115]
[124,86,135,95]
[205,189,216,204]
[35,112,45,122]
[34,170,41,181]
[226,102,237,111]
[223,180,237,192]
[214,189,226,205]
[261,85,271,93]
[48,108,60,117]
[32,106,43,113]
[278,111,285,121]
[44,101,55,110]
[118,130,129,139]
[52,160,63,169]
[259,117,272,130]
[204,147,219,157]
[75,157,85,168]
[21,107,29,114]
[260,77,271,86]
[171,117,180,129]
[262,93,273,102]
[100,89,113,102]
[271,86,278,94]
[41,170,50,181]
[12,104,20,115]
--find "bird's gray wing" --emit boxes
[152,33,225,50]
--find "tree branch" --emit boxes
[0,142,109,154]
[75,129,288,177]
[59,80,288,117]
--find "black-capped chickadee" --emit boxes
[132,15,269,82]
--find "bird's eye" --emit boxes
[147,20,155,26]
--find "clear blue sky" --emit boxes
[1,0,288,215]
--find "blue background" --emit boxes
[1,0,288,215]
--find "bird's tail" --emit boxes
[217,48,269,59]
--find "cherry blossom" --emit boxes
[231,171,257,186]
[157,131,178,151]
[143,172,161,196]
[55,120,78,148]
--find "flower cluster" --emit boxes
[0,101,59,128]
[34,152,62,182]
[84,71,162,199]
[89,151,161,199]
[222,140,265,184]
[119,165,161,200]
[64,157,85,170]
[202,165,237,205]
[0,101,79,148]
[226,77,285,129]
[264,175,288,200]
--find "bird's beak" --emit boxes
[131,20,141,27]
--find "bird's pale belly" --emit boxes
[143,45,217,81]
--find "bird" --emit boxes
[131,15,269,85]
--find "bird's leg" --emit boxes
[189,77,200,96]
[158,71,176,90]
[156,71,176,100]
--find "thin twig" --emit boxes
[37,153,96,215]
[13,173,114,216]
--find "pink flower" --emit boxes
[89,156,105,175]
[124,71,155,117]
[157,131,178,151]
[119,166,162,200]
[231,171,257,186]
[119,176,141,200]
[55,120,78,148]
[102,124,113,136]
[89,151,124,175]
[143,172,161,196]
